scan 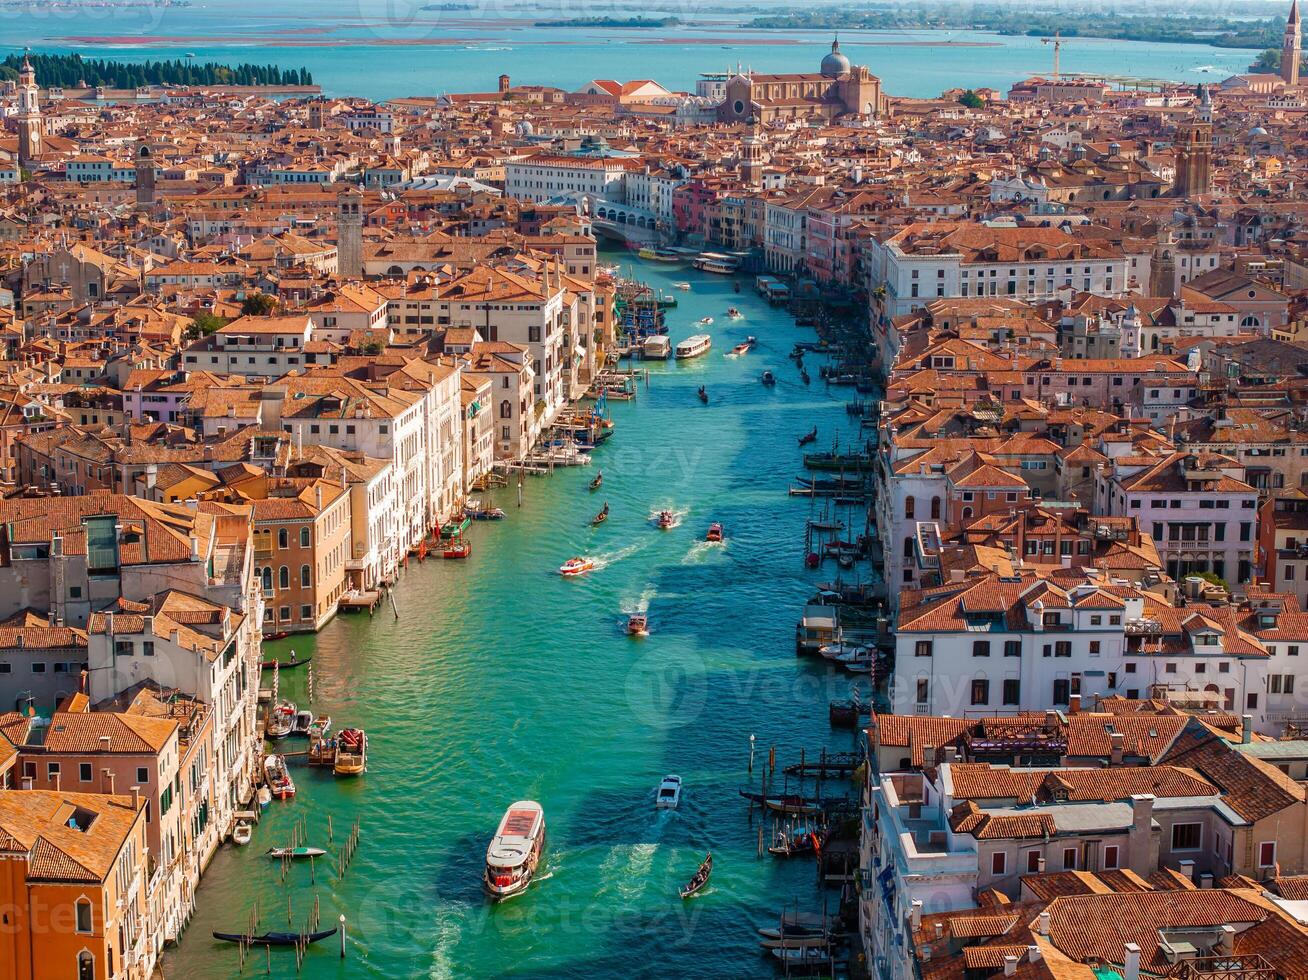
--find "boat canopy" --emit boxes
[486,802,544,870]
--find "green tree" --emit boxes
[958,90,985,109]
[240,293,279,317]
[189,311,228,337]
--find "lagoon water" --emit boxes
[3,0,1258,101]
[164,253,873,978]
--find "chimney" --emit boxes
[1129,794,1155,875]
[1179,858,1195,880]
[1110,732,1125,765]
[1242,714,1253,744]
[1069,693,1081,715]
[1218,924,1235,955]
[1037,910,1051,936]
[1004,955,1018,976]
[131,785,140,809]
[1028,945,1042,963]
[1037,855,1046,872]
[933,922,943,939]
[315,485,323,511]
[1124,943,1141,980]
[103,769,115,795]
[21,776,32,790]
[99,735,110,752]
[922,743,936,766]
[910,899,923,930]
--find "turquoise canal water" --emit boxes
[164,253,874,978]
[2,0,1259,101]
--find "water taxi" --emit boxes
[726,307,744,319]
[657,511,676,530]
[559,556,596,577]
[656,774,682,809]
[705,523,724,543]
[673,281,691,290]
[485,801,546,900]
[334,728,367,776]
[627,613,649,636]
[675,335,712,359]
[292,710,313,735]
[638,247,685,263]
[264,755,295,800]
[697,316,714,325]
[730,336,756,356]
[641,335,672,360]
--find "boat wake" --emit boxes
[681,540,725,564]
[621,587,659,614]
[591,539,649,570]
[648,506,689,528]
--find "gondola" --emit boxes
[768,831,819,858]
[260,654,311,670]
[801,369,811,384]
[589,471,603,491]
[680,853,712,899]
[798,427,818,447]
[212,928,337,947]
[761,371,776,386]
[698,386,708,405]
[266,846,326,859]
[592,502,609,526]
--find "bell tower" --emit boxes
[1283,0,1302,87]
[16,51,42,168]
[739,124,765,188]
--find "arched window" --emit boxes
[78,952,94,980]
[500,400,512,419]
[300,527,310,548]
[904,495,915,519]
[260,567,272,593]
[387,265,403,276]
[278,528,288,549]
[75,898,92,934]
[278,566,289,590]
[930,497,941,520]
[300,565,311,588]
[1240,315,1261,329]
[962,507,973,520]
[903,537,915,559]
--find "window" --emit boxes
[142,641,153,658]
[301,604,313,620]
[1062,847,1077,870]
[1172,823,1201,851]
[136,767,148,784]
[1260,841,1277,868]
[1004,640,1020,658]
[78,951,95,980]
[991,852,1007,876]
[904,496,915,519]
[47,762,60,781]
[1053,679,1070,705]
[300,565,311,588]
[300,527,311,548]
[971,679,990,705]
[1089,641,1101,655]
[279,566,289,590]
[973,641,990,657]
[1103,845,1119,870]
[278,528,289,549]
[915,641,933,658]
[1003,679,1020,705]
[916,678,929,704]
[76,898,93,934]
[1055,641,1071,657]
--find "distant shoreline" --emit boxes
[53,34,1004,50]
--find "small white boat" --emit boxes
[257,787,272,809]
[674,281,691,290]
[559,556,596,577]
[485,801,546,900]
[292,710,313,735]
[264,754,295,800]
[698,316,714,325]
[819,642,869,662]
[267,846,327,859]
[675,335,712,359]
[232,820,252,846]
[656,774,682,810]
[266,700,296,740]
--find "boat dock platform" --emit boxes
[339,590,381,614]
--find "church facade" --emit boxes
[716,41,888,125]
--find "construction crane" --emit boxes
[1042,30,1062,81]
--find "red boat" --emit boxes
[443,538,472,559]
[627,614,649,637]
[657,511,676,529]
[705,523,724,543]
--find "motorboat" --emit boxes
[729,336,756,356]
[292,710,313,735]
[334,728,367,776]
[440,516,471,540]
[266,700,296,740]
[657,511,676,530]
[307,715,332,740]
[443,538,472,559]
[485,801,546,900]
[674,281,691,290]
[264,755,295,800]
[641,335,672,360]
[267,846,327,860]
[675,334,712,359]
[468,505,506,521]
[819,642,870,662]
[212,928,337,947]
[697,316,714,325]
[680,853,712,898]
[705,523,724,543]
[627,614,649,637]
[726,307,744,319]
[559,557,596,577]
[761,371,776,385]
[592,502,609,526]
[655,774,682,810]
[590,471,603,491]
[232,820,252,846]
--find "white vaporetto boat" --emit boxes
[485,801,546,900]
[675,335,712,359]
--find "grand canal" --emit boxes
[166,253,872,978]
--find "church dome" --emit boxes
[821,39,851,79]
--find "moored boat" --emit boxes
[292,710,313,735]
[334,728,366,776]
[485,801,546,900]
[232,820,252,846]
[264,755,295,800]
[705,522,724,543]
[467,506,506,521]
[627,613,649,636]
[212,928,337,947]
[440,516,471,539]
[768,830,818,858]
[267,846,326,859]
[680,853,712,898]
[443,538,472,559]
[559,556,596,577]
[656,774,682,810]
[640,335,672,360]
[674,334,712,359]
[257,786,272,809]
[307,714,332,740]
[829,698,871,728]
[266,700,296,740]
